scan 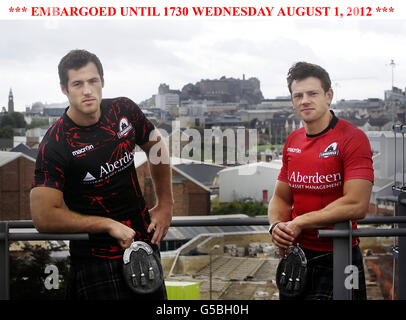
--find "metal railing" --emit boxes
[318,123,406,300]
[1,214,406,300]
[392,123,406,194]
[319,214,406,300]
[0,216,267,300]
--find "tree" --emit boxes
[0,112,26,130]
[26,118,49,129]
[0,125,13,138]
[210,201,267,217]
[0,114,15,128]
[10,112,26,128]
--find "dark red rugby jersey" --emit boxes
[278,113,374,251]
[33,97,155,260]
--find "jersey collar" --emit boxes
[306,110,338,138]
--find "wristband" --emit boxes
[269,221,280,236]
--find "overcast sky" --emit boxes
[1,18,406,111]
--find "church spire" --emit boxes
[8,88,14,113]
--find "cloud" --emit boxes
[0,20,206,107]
[356,19,406,36]
[1,18,406,110]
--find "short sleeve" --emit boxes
[278,137,290,183]
[342,129,374,183]
[123,98,155,146]
[32,138,68,191]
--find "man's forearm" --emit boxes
[293,196,367,230]
[30,187,114,234]
[268,181,293,224]
[292,179,372,231]
[268,196,292,224]
[142,129,174,207]
[148,162,174,206]
[33,206,114,234]
[32,202,135,248]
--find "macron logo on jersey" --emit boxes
[319,142,339,158]
[287,147,301,154]
[72,144,94,156]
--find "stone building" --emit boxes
[181,75,264,105]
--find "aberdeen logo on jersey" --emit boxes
[117,117,133,139]
[288,171,342,190]
[319,142,339,158]
[289,171,342,184]
[82,151,134,184]
[99,151,134,177]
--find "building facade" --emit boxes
[0,151,35,221]
[218,161,282,203]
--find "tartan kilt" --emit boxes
[279,245,367,300]
[66,255,167,300]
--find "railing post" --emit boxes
[333,221,352,300]
[397,192,406,300]
[0,221,9,300]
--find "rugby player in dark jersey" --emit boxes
[30,49,173,299]
[268,62,374,300]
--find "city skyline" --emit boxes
[1,18,406,111]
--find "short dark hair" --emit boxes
[58,49,104,88]
[287,62,331,94]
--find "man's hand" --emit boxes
[147,205,173,245]
[271,222,296,249]
[286,219,303,240]
[268,180,294,258]
[271,220,304,258]
[107,220,136,249]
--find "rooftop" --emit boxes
[0,150,35,167]
[219,160,282,173]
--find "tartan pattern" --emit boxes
[280,245,367,300]
[66,257,167,300]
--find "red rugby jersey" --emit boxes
[278,112,374,251]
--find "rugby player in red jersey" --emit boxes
[268,62,374,300]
